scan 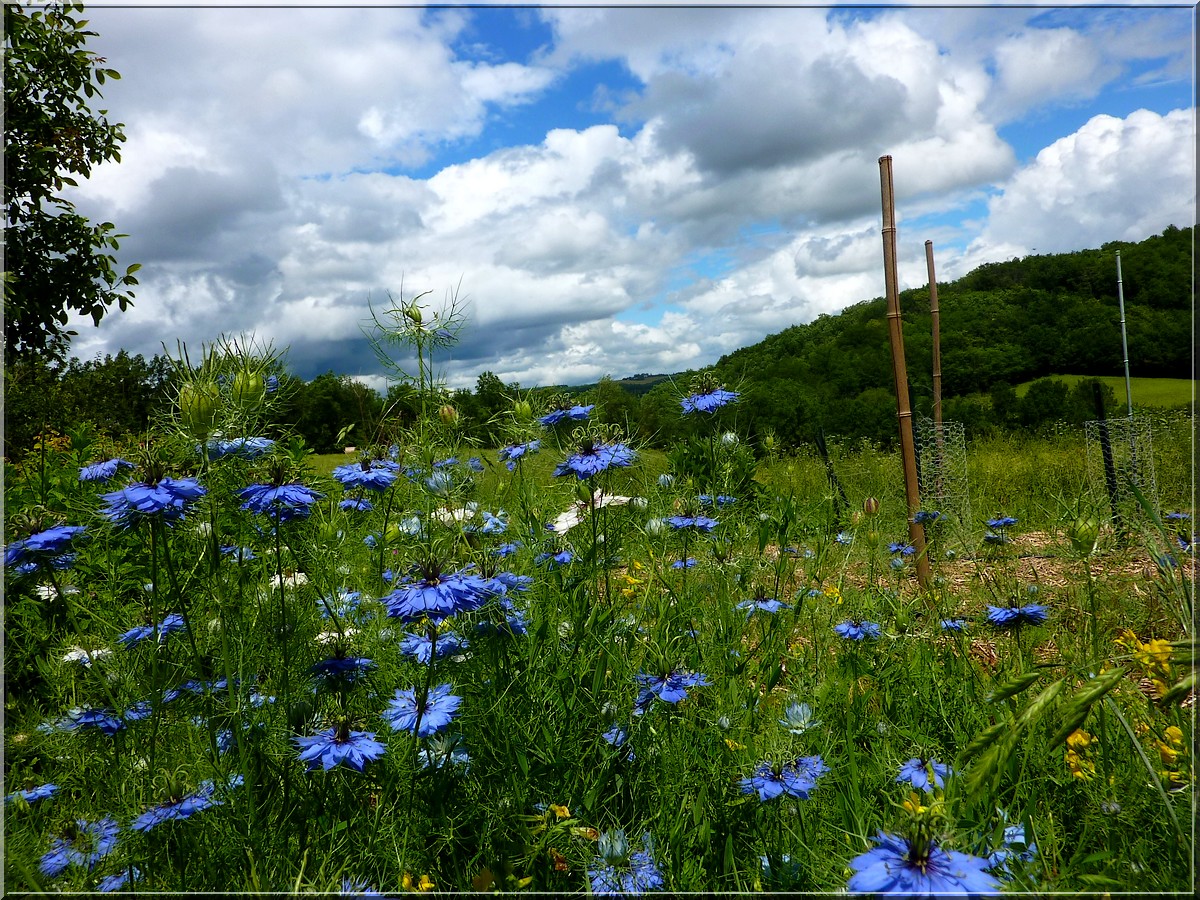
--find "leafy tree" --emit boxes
[4,1,139,360]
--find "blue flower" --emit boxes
[986,604,1048,628]
[779,701,819,735]
[535,549,574,567]
[79,458,135,482]
[913,510,943,525]
[417,733,471,771]
[940,618,968,632]
[5,783,58,805]
[122,700,153,722]
[131,777,242,832]
[847,832,999,896]
[986,516,1018,530]
[589,831,664,895]
[310,655,375,689]
[494,541,521,557]
[553,441,636,479]
[101,477,206,527]
[319,589,363,621]
[499,440,541,470]
[985,823,1037,878]
[205,436,274,459]
[835,620,882,641]
[681,388,739,414]
[220,544,257,562]
[39,817,120,877]
[738,597,790,615]
[97,867,142,892]
[480,510,508,534]
[698,494,736,507]
[670,557,696,569]
[339,497,374,512]
[888,542,916,555]
[666,515,718,532]
[339,876,382,895]
[423,469,454,497]
[60,708,125,736]
[896,757,952,792]
[740,755,829,801]
[118,612,187,649]
[539,404,593,426]
[634,670,710,712]
[5,525,87,569]
[982,532,1010,546]
[399,631,469,664]
[384,683,462,737]
[333,459,398,492]
[380,566,490,622]
[835,531,854,545]
[238,482,322,522]
[294,725,386,772]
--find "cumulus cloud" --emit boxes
[60,6,1192,390]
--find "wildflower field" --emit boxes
[2,317,1195,895]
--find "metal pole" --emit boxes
[878,156,931,590]
[1115,250,1133,418]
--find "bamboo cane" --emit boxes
[926,240,945,504]
[878,156,931,590]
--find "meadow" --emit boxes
[2,336,1194,895]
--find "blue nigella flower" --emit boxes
[310,655,375,689]
[333,459,398,492]
[835,620,882,641]
[698,494,736,507]
[399,630,469,665]
[835,531,854,545]
[740,755,829,801]
[238,482,322,522]
[294,724,386,772]
[940,618,968,632]
[913,510,943,525]
[539,404,593,426]
[97,867,142,892]
[5,783,58,806]
[888,542,916,555]
[986,516,1018,530]
[681,388,739,414]
[779,701,819,735]
[417,733,471,771]
[122,700,153,722]
[666,515,718,532]
[339,497,374,512]
[589,830,664,895]
[205,436,274,459]
[535,549,574,568]
[79,458,135,483]
[847,832,999,895]
[985,823,1038,878]
[384,683,462,737]
[670,557,696,569]
[318,589,363,621]
[553,441,636,479]
[380,566,491,622]
[101,478,206,527]
[986,604,1049,628]
[738,597,790,615]
[39,817,120,877]
[60,707,125,736]
[131,777,243,832]
[5,525,87,570]
[219,544,257,562]
[498,440,541,470]
[423,469,454,497]
[494,541,521,557]
[633,670,710,713]
[118,612,187,649]
[896,757,952,792]
[480,510,508,534]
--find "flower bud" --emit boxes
[721,431,739,446]
[180,381,220,437]
[438,404,458,426]
[403,304,423,326]
[863,497,880,516]
[513,400,533,421]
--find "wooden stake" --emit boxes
[878,156,931,590]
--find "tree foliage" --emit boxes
[3,1,139,360]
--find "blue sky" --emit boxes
[67,2,1195,391]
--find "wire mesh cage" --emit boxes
[913,417,971,528]
[1084,415,1159,522]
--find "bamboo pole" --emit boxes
[926,240,945,503]
[878,156,931,590]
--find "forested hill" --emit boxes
[701,224,1192,446]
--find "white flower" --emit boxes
[62,647,111,667]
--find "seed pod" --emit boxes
[438,404,458,426]
[1068,516,1100,555]
[863,497,880,516]
[231,370,266,407]
[180,382,220,437]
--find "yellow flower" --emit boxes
[1163,725,1183,746]
[902,792,929,815]
[724,737,745,751]
[1066,729,1093,751]
[1156,741,1180,767]
[401,873,435,892]
[1065,749,1096,780]
[549,803,571,820]
[823,585,842,604]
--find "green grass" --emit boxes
[1014,374,1194,409]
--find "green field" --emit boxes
[1014,374,1194,408]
